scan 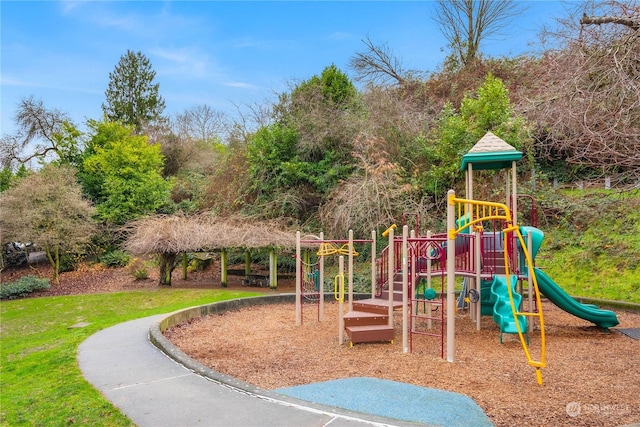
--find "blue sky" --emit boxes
[1,1,570,138]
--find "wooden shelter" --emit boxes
[125,214,297,287]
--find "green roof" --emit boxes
[460,131,522,171]
[460,150,523,171]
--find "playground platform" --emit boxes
[78,313,493,427]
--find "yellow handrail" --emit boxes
[450,195,546,385]
[382,223,397,238]
[334,273,345,303]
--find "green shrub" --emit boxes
[0,276,50,299]
[131,268,149,280]
[187,255,212,272]
[59,253,85,273]
[127,257,153,280]
[100,250,131,268]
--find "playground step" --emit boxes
[380,289,404,302]
[482,251,507,274]
[345,324,395,345]
[353,298,403,314]
[343,310,389,327]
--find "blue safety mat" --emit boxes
[276,377,493,427]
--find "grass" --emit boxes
[0,288,260,426]
[538,189,640,303]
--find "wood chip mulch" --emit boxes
[166,301,640,427]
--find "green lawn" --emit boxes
[538,190,640,303]
[0,288,260,426]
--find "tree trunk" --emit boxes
[182,253,188,280]
[159,253,178,286]
[44,244,60,285]
[244,251,251,282]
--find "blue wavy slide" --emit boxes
[534,268,619,329]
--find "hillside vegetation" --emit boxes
[536,189,640,303]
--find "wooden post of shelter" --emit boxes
[220,249,228,288]
[269,248,277,289]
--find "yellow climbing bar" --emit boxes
[450,195,547,385]
[317,243,359,257]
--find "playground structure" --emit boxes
[295,132,620,385]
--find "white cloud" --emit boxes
[150,46,211,79]
[223,81,261,90]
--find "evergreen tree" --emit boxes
[102,50,166,132]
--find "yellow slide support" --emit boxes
[449,194,546,385]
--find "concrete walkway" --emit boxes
[77,315,423,427]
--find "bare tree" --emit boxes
[320,135,434,237]
[227,101,274,146]
[174,104,228,144]
[581,1,640,30]
[433,0,527,68]
[349,35,412,86]
[0,96,79,167]
[525,0,640,179]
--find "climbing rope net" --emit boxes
[300,259,321,302]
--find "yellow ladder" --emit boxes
[449,194,546,385]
